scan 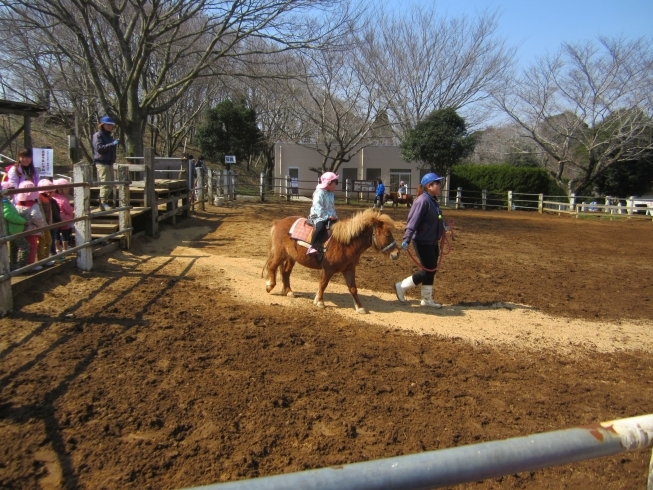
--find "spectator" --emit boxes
[15,182,46,271]
[51,179,74,256]
[2,181,29,271]
[7,148,40,201]
[372,178,385,211]
[36,179,56,266]
[92,115,119,211]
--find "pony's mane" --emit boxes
[330,209,395,245]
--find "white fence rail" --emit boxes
[183,414,653,490]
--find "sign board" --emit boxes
[33,148,53,177]
[353,180,375,192]
[225,155,236,164]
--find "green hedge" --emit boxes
[450,165,566,196]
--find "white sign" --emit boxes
[225,155,236,164]
[33,148,54,177]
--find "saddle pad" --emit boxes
[289,218,332,250]
[289,218,314,242]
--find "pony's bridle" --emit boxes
[372,230,397,253]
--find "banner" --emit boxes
[33,148,54,177]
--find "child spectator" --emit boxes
[37,179,56,266]
[15,182,46,271]
[2,181,29,271]
[7,148,40,200]
[51,179,74,256]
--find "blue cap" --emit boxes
[421,172,443,186]
[100,116,115,125]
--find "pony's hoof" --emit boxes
[356,307,368,314]
[316,302,325,309]
[287,291,295,298]
[265,281,274,293]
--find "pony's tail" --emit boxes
[261,221,277,278]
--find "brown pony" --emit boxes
[264,209,400,313]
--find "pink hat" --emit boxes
[53,178,70,187]
[16,181,39,201]
[38,179,53,193]
[317,172,339,189]
[1,181,14,190]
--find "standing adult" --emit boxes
[7,148,40,201]
[92,115,119,211]
[372,178,385,210]
[394,172,446,308]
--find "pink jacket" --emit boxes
[51,193,74,230]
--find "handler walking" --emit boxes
[394,172,445,308]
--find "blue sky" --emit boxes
[385,0,653,68]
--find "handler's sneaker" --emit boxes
[307,247,318,255]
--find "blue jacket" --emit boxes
[375,183,385,197]
[403,193,444,244]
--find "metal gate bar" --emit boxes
[184,414,653,490]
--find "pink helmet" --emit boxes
[53,178,70,187]
[317,171,339,189]
[16,181,39,201]
[38,179,53,193]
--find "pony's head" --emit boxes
[331,209,399,259]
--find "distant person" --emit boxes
[2,181,29,271]
[307,172,339,255]
[397,181,408,199]
[372,178,385,211]
[92,115,119,211]
[394,172,446,308]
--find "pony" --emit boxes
[264,209,400,313]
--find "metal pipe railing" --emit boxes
[183,414,653,490]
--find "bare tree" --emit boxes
[495,37,653,194]
[285,30,390,174]
[0,0,354,157]
[361,5,515,139]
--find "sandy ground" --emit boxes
[1,200,652,490]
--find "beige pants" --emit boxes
[95,164,115,203]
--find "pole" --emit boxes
[184,414,653,490]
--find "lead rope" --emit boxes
[405,219,455,272]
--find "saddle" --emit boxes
[288,218,332,251]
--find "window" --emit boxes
[341,168,357,191]
[366,168,381,182]
[288,167,299,196]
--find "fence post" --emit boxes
[481,189,487,210]
[207,169,214,204]
[286,175,291,201]
[0,212,12,316]
[507,191,513,211]
[346,179,350,205]
[605,196,612,215]
[197,168,205,211]
[116,164,132,250]
[456,187,462,209]
[569,193,576,213]
[538,193,543,213]
[74,163,93,271]
[628,196,635,216]
[144,147,158,236]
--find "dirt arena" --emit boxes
[1,200,652,490]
